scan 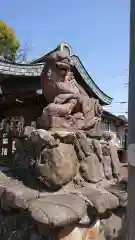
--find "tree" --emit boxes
[0,21,20,61]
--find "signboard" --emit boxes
[0,116,25,136]
[0,116,36,166]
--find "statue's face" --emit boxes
[56,66,68,79]
[46,66,68,83]
[44,54,73,83]
[55,56,71,79]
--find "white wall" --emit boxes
[101,117,125,144]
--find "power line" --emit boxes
[109,111,128,113]
[104,102,128,110]
[112,101,127,104]
[102,69,128,79]
[106,69,128,78]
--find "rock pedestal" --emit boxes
[8,127,127,239]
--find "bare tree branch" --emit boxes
[15,43,29,63]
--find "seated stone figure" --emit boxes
[39,51,103,131]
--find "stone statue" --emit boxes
[39,51,103,131]
[0,51,127,239]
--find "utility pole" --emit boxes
[128,0,135,239]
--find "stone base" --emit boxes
[0,170,127,239]
[5,126,127,239]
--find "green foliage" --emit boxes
[0,21,20,61]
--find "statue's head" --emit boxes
[41,51,73,82]
[51,51,72,70]
[41,51,75,101]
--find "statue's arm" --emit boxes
[54,93,82,104]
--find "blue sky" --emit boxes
[1,0,130,116]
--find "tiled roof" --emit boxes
[0,42,112,105]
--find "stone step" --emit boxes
[1,183,40,210]
[105,184,127,207]
[0,172,40,210]
[28,194,87,228]
[79,187,119,214]
[28,188,119,227]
